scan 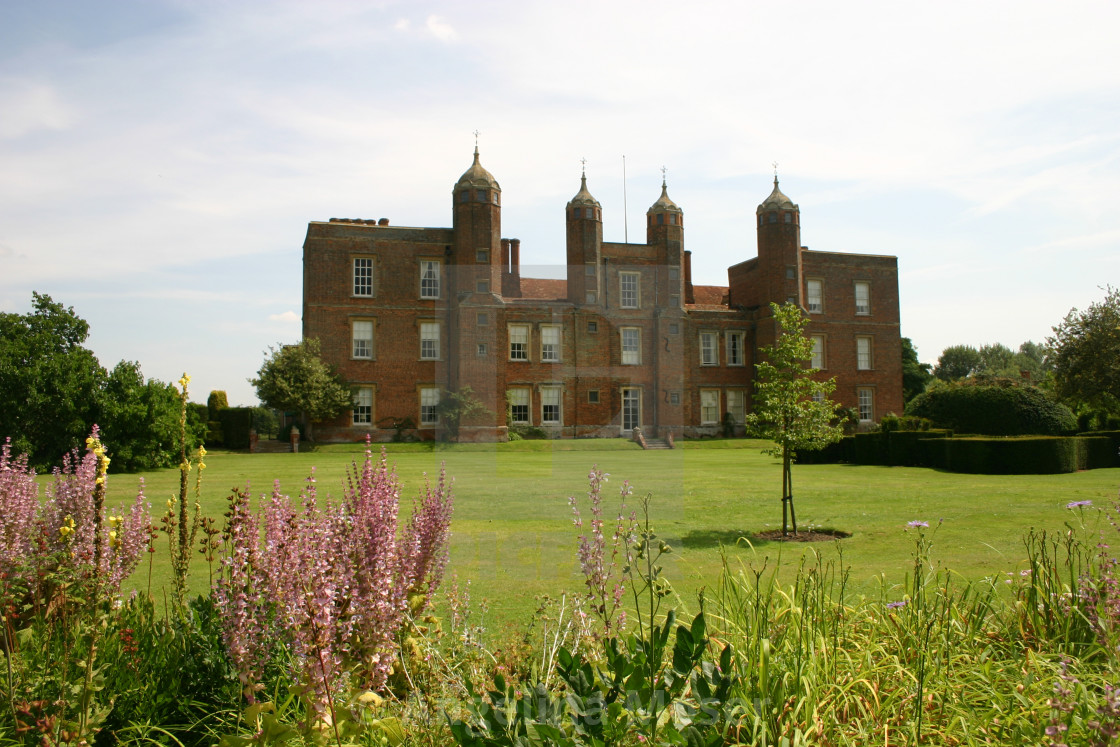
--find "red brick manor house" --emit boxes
[302,148,903,442]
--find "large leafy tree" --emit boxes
[0,293,193,470]
[901,337,933,404]
[747,303,844,536]
[933,344,982,381]
[1048,286,1120,411]
[250,339,352,441]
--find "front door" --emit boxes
[622,388,641,433]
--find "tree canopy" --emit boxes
[902,337,933,404]
[0,293,200,470]
[747,303,844,535]
[1048,286,1120,412]
[250,339,352,440]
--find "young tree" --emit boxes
[1048,286,1120,411]
[434,386,490,441]
[250,339,352,441]
[747,303,844,535]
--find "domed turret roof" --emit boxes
[456,147,500,191]
[758,176,797,212]
[647,179,682,214]
[567,173,601,208]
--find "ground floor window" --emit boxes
[700,389,720,424]
[541,386,562,425]
[858,388,874,422]
[420,387,440,426]
[726,390,745,423]
[508,388,530,425]
[622,388,641,431]
[352,387,373,425]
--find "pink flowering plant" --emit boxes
[213,445,453,724]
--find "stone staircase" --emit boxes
[642,438,673,450]
[252,438,293,454]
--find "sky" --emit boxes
[1,0,1118,406]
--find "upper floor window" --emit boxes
[620,271,640,309]
[811,335,825,369]
[540,325,561,362]
[420,260,440,299]
[621,327,641,365]
[353,257,374,297]
[420,322,440,360]
[700,332,718,366]
[855,282,871,315]
[727,331,745,366]
[807,279,823,313]
[352,320,374,360]
[352,387,373,426]
[856,336,873,370]
[509,324,529,361]
[476,248,489,262]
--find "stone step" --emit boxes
[643,439,673,450]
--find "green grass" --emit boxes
[92,439,1120,628]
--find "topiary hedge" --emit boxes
[905,381,1076,436]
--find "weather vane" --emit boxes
[580,157,587,176]
[473,130,480,148]
[772,161,779,179]
[661,165,667,184]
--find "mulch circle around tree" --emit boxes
[753,528,852,543]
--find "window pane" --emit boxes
[352,320,373,359]
[727,332,743,365]
[352,388,373,425]
[620,272,639,308]
[353,258,374,296]
[621,328,640,364]
[727,390,745,423]
[541,387,561,424]
[420,322,440,360]
[509,388,529,424]
[420,260,440,298]
[807,279,823,312]
[855,282,870,314]
[700,333,717,365]
[509,325,529,360]
[811,335,824,369]
[541,326,560,362]
[420,387,440,425]
[701,390,719,424]
[858,389,873,421]
[857,337,872,370]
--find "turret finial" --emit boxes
[772,161,779,186]
[661,165,668,187]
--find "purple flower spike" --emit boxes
[887,600,907,609]
[907,520,929,528]
[1065,500,1092,509]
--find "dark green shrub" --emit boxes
[942,437,1079,474]
[217,407,253,449]
[205,419,223,447]
[1077,437,1116,470]
[1078,430,1120,468]
[796,436,851,463]
[905,381,1076,436]
[887,430,950,467]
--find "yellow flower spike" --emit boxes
[167,499,174,509]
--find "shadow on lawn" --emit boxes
[679,529,774,549]
[680,527,852,549]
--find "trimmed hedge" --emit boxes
[217,407,253,450]
[798,430,952,467]
[939,437,1083,474]
[1078,430,1120,468]
[905,382,1076,436]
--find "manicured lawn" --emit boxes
[95,439,1119,627]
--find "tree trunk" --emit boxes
[783,446,798,535]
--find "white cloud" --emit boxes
[0,78,75,139]
[425,14,456,41]
[268,310,299,322]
